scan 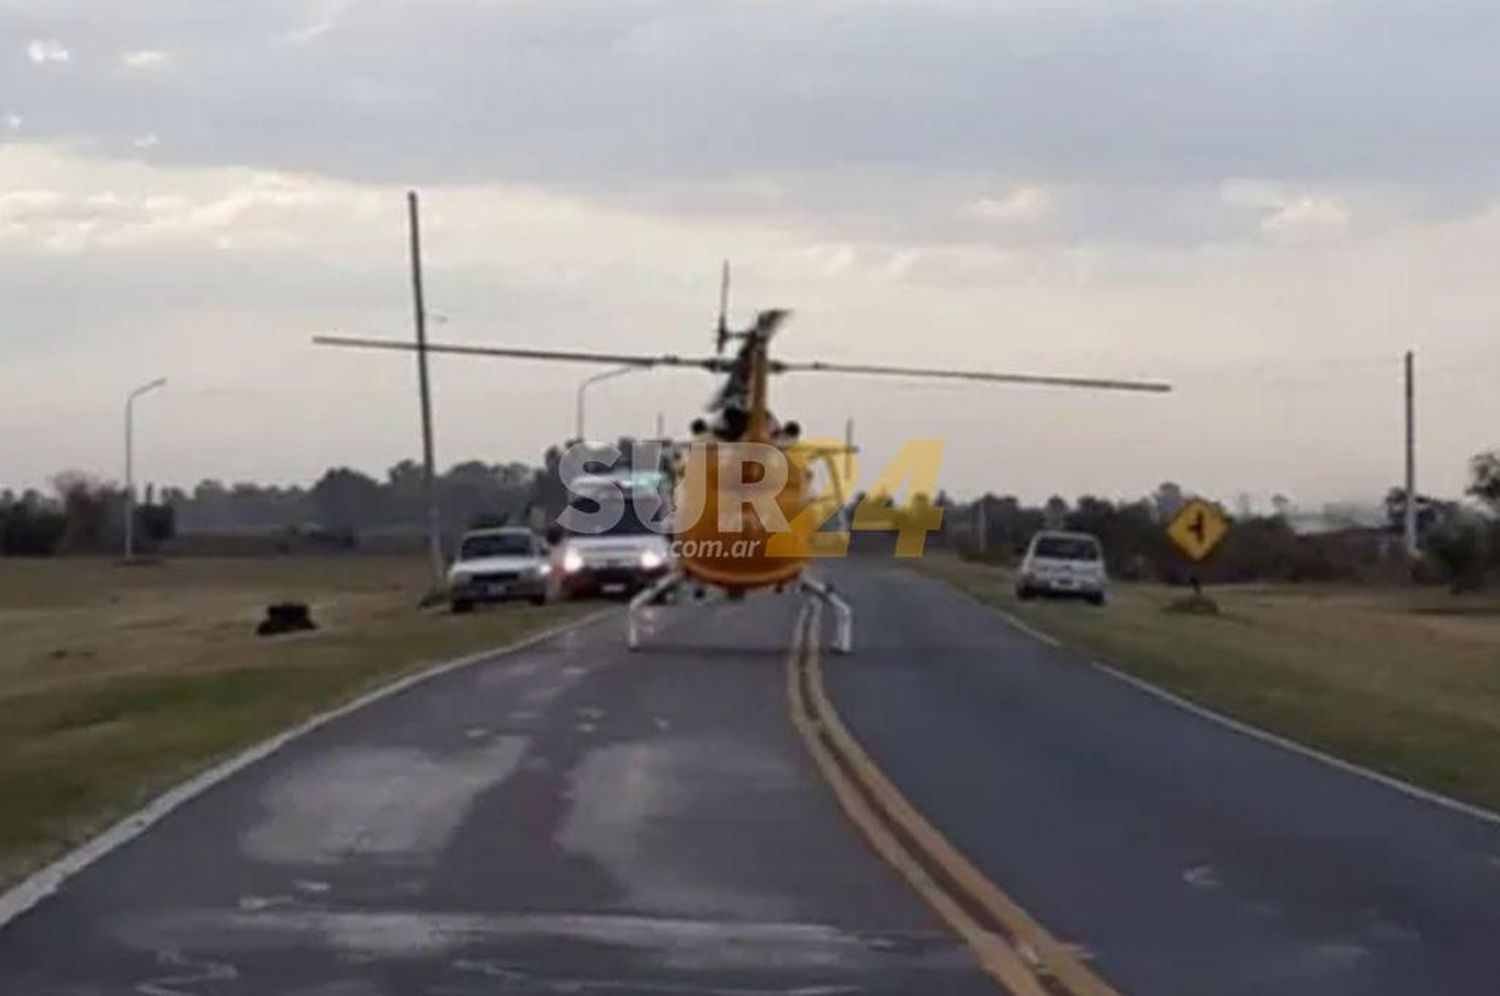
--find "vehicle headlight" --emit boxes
[640,549,664,570]
[563,549,585,574]
[531,562,552,577]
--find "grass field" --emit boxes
[0,557,592,887]
[918,556,1500,813]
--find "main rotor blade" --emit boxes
[773,358,1170,393]
[314,335,726,372]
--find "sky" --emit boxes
[3,0,1499,508]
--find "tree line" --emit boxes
[944,452,1500,589]
[0,437,664,557]
[0,459,540,556]
[5,445,1498,589]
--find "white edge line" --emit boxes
[928,566,1500,828]
[938,574,1062,648]
[993,607,1062,648]
[1088,660,1500,829]
[0,607,617,929]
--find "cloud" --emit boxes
[120,49,167,70]
[0,1,1491,264]
[283,0,357,46]
[3,112,20,133]
[3,1,1498,211]
[973,187,1051,223]
[1261,196,1350,238]
[24,38,69,64]
[133,132,160,149]
[0,157,376,254]
[4,3,1500,503]
[1221,180,1351,240]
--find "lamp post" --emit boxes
[124,377,167,561]
[575,365,640,442]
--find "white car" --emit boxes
[447,527,551,612]
[1016,531,1107,605]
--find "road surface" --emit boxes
[4,560,1500,995]
[0,593,989,995]
[817,561,1500,995]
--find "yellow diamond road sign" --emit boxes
[1167,498,1228,562]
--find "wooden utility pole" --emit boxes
[1403,350,1418,559]
[408,191,444,587]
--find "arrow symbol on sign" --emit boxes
[1189,511,1206,543]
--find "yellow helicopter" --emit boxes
[317,264,1169,652]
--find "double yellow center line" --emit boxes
[786,602,1122,996]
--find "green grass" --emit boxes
[0,557,593,886]
[916,556,1500,813]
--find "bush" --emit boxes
[0,503,67,556]
[134,503,176,550]
[1426,520,1489,592]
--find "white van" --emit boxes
[1016,531,1107,605]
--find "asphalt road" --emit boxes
[7,561,1500,996]
[818,561,1500,996]
[0,589,990,996]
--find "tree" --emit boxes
[1152,482,1185,522]
[1469,451,1500,514]
[51,471,120,553]
[1043,495,1069,529]
[386,459,425,523]
[1066,496,1163,578]
[1382,486,1452,542]
[310,468,383,533]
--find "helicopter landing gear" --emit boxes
[800,574,853,654]
[627,570,685,652]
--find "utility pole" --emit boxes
[123,377,167,562]
[1403,350,1418,559]
[408,191,444,588]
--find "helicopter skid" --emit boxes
[799,573,854,654]
[627,569,687,651]
[625,569,853,655]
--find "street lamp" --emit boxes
[124,377,167,561]
[575,365,642,442]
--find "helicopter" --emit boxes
[316,263,1170,653]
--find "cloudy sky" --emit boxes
[3,0,1499,507]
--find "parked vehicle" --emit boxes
[1016,531,1107,605]
[447,527,551,612]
